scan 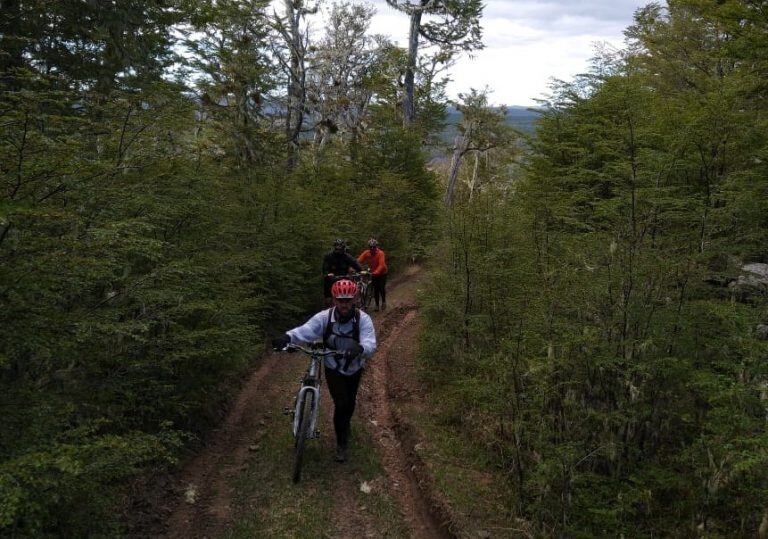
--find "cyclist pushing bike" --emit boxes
[357,238,388,311]
[272,279,376,463]
[322,238,362,307]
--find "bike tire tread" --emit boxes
[292,391,314,483]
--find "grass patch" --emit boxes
[346,424,410,538]
[224,364,334,538]
[399,394,517,537]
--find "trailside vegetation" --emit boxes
[0,0,439,534]
[420,0,768,535]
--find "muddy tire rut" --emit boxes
[163,355,296,538]
[361,305,453,539]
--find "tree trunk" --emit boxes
[468,151,480,201]
[444,133,469,207]
[284,0,306,169]
[403,8,422,125]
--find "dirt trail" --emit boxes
[153,265,451,538]
[364,307,449,539]
[163,355,295,538]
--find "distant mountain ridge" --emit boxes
[442,105,541,140]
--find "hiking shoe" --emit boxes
[373,305,380,312]
[334,445,348,463]
[381,302,387,311]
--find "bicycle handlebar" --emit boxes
[280,343,340,357]
[326,271,369,278]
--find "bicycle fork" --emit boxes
[288,385,321,439]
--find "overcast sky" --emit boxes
[364,0,652,106]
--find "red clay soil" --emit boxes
[140,266,454,538]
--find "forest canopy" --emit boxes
[420,0,768,535]
[0,0,439,533]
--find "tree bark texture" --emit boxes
[444,133,469,207]
[403,8,422,125]
[283,0,307,169]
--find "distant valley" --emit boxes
[442,104,542,141]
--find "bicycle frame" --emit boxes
[278,343,344,482]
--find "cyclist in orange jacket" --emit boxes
[357,238,388,311]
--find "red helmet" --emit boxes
[331,279,357,299]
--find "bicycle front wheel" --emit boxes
[292,391,314,483]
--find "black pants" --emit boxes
[325,367,363,448]
[372,274,387,306]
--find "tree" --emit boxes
[183,0,275,167]
[385,0,483,125]
[419,2,768,534]
[0,0,190,93]
[272,0,318,168]
[307,2,381,154]
[444,89,514,207]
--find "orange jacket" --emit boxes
[357,248,388,276]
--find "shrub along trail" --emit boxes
[144,265,453,538]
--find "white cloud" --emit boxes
[275,0,650,105]
[368,11,408,40]
[482,18,547,47]
[483,0,644,23]
[448,37,601,106]
[367,0,650,105]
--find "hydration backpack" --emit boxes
[323,307,361,349]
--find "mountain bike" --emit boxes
[279,343,338,483]
[347,271,373,311]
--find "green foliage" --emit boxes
[361,118,440,259]
[0,428,185,535]
[0,0,442,534]
[419,1,768,535]
[385,0,484,54]
[0,0,191,92]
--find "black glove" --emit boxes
[271,333,291,351]
[348,342,364,358]
[338,342,363,371]
[338,342,364,363]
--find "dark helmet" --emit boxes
[368,238,378,248]
[333,238,346,250]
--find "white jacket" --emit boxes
[286,307,376,375]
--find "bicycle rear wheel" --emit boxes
[292,391,314,483]
[361,282,373,310]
